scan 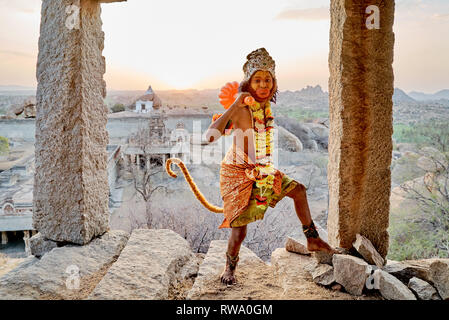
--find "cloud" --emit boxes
[275,6,329,21]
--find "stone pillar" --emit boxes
[33,0,126,245]
[23,231,31,256]
[1,232,8,245]
[327,0,395,258]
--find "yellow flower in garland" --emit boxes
[249,100,276,196]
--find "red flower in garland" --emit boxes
[255,194,268,206]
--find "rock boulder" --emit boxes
[89,229,198,300]
[408,277,441,300]
[430,259,449,300]
[333,254,370,296]
[374,269,416,300]
[352,234,384,267]
[0,230,129,299]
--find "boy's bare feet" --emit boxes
[306,237,338,254]
[220,266,237,285]
[220,252,239,285]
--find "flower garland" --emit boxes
[249,101,276,206]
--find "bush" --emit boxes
[111,103,125,113]
[0,136,9,155]
[389,120,449,260]
[388,207,448,261]
[393,121,449,152]
[276,107,328,122]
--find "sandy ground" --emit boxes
[175,261,382,300]
[0,253,25,278]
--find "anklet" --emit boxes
[302,221,319,239]
[226,252,239,270]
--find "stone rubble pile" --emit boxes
[285,234,447,300]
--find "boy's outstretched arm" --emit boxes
[204,92,251,144]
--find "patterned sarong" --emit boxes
[218,145,297,228]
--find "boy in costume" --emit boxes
[205,48,336,285]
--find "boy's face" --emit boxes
[249,70,274,102]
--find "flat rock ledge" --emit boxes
[89,229,199,300]
[0,230,129,300]
[430,259,449,300]
[187,240,265,300]
[270,248,375,300]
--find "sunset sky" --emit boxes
[0,0,448,92]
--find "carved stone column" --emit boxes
[23,231,31,256]
[1,231,8,245]
[33,0,126,245]
[327,0,395,258]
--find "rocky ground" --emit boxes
[1,228,446,300]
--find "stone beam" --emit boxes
[327,0,395,258]
[34,0,125,245]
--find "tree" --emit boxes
[124,124,168,229]
[111,103,125,113]
[395,122,449,259]
[0,136,9,156]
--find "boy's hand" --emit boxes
[231,92,252,109]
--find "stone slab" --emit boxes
[89,229,197,300]
[408,277,441,300]
[430,259,449,300]
[285,236,310,255]
[374,269,416,300]
[0,230,129,299]
[353,234,385,267]
[333,254,370,296]
[29,232,58,257]
[382,259,434,284]
[311,264,335,286]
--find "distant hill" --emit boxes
[393,88,416,104]
[276,85,329,111]
[408,89,449,101]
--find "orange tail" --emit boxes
[165,158,224,213]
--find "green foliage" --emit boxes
[393,120,449,152]
[389,119,449,260]
[276,108,328,122]
[0,136,9,155]
[111,103,125,113]
[388,207,449,261]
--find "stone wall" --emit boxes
[0,115,213,143]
